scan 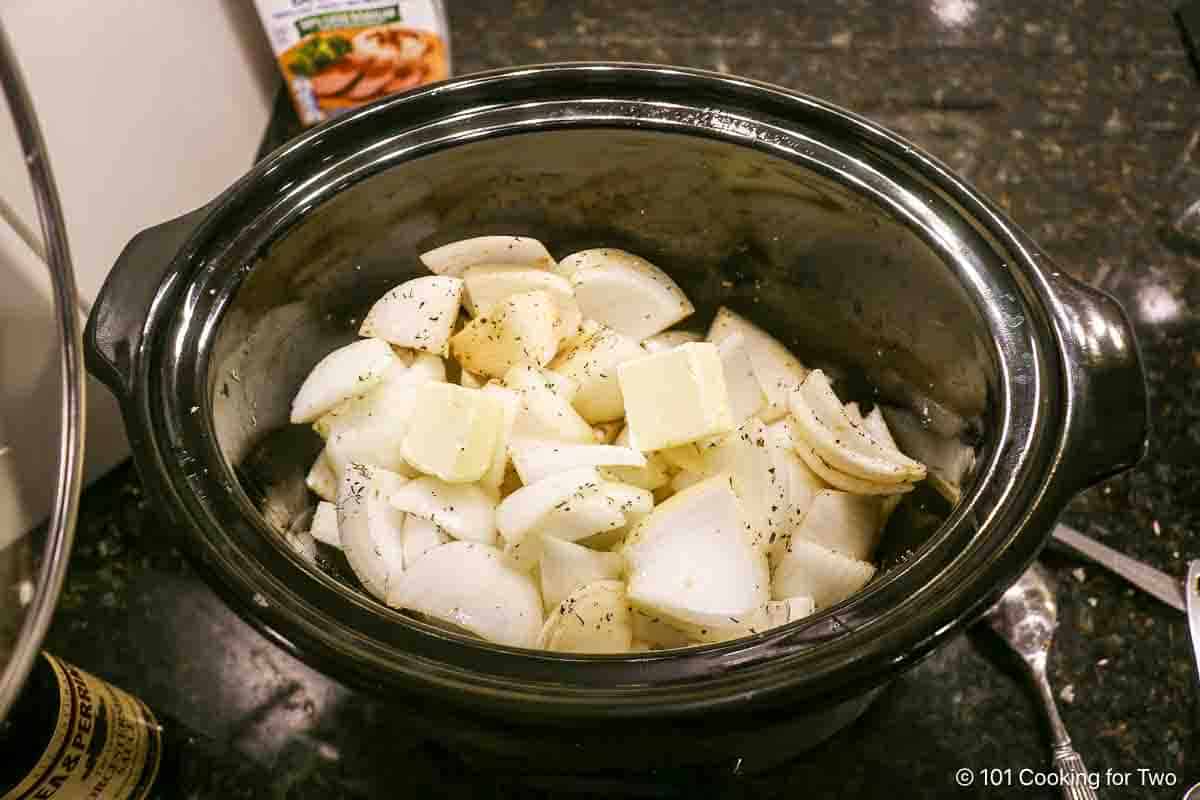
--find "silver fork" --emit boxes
[983,562,1098,800]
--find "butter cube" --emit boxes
[617,342,733,452]
[401,383,503,482]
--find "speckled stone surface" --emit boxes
[38,1,1199,797]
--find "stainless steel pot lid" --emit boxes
[0,18,86,722]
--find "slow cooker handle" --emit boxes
[1047,271,1148,493]
[84,207,209,401]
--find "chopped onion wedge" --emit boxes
[560,249,694,339]
[791,489,882,561]
[600,481,654,516]
[539,537,624,611]
[716,333,768,425]
[336,462,409,601]
[389,476,497,544]
[601,426,670,490]
[707,307,807,422]
[509,439,646,486]
[306,449,338,502]
[495,467,602,545]
[309,500,341,548]
[790,429,916,495]
[450,290,562,378]
[317,362,425,478]
[625,473,769,626]
[789,370,927,485]
[548,321,645,423]
[641,329,703,353]
[536,580,633,653]
[772,539,877,608]
[388,541,543,647]
[480,383,522,493]
[504,364,594,443]
[400,515,450,567]
[701,418,790,552]
[463,265,581,337]
[881,405,975,505]
[420,236,555,276]
[630,608,694,649]
[537,488,627,542]
[290,338,397,423]
[358,276,463,356]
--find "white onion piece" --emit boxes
[305,449,338,502]
[592,421,623,444]
[504,364,594,443]
[861,407,906,521]
[480,383,522,493]
[536,486,626,542]
[625,473,769,626]
[406,352,447,383]
[772,539,876,608]
[701,418,789,553]
[285,528,317,562]
[600,481,654,516]
[291,338,397,423]
[420,235,555,276]
[641,329,703,353]
[561,249,694,340]
[318,363,425,478]
[358,276,463,356]
[309,500,341,548]
[463,265,581,338]
[450,290,562,378]
[630,608,694,649]
[495,467,602,545]
[658,443,709,474]
[389,476,497,544]
[670,469,704,494]
[790,489,882,562]
[547,321,645,423]
[536,580,633,653]
[460,369,486,389]
[789,370,926,484]
[538,536,624,611]
[601,426,670,490]
[881,405,975,505]
[388,541,544,648]
[706,307,807,422]
[716,333,768,425]
[400,515,450,567]
[336,462,409,601]
[764,417,826,567]
[509,439,646,486]
[788,416,917,495]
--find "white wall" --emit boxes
[0,1,278,537]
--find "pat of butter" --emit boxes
[617,342,733,452]
[402,383,503,482]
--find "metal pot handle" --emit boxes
[1046,270,1148,493]
[0,21,85,720]
[84,205,209,401]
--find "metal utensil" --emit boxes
[1185,561,1200,682]
[1050,524,1185,612]
[984,563,1098,800]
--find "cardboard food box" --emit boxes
[254,1,451,126]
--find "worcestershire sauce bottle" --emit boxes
[0,652,174,800]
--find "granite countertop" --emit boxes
[43,1,1199,797]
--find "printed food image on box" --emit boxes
[255,2,451,126]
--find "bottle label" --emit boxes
[2,655,162,800]
[252,0,451,126]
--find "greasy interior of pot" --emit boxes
[210,128,989,639]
